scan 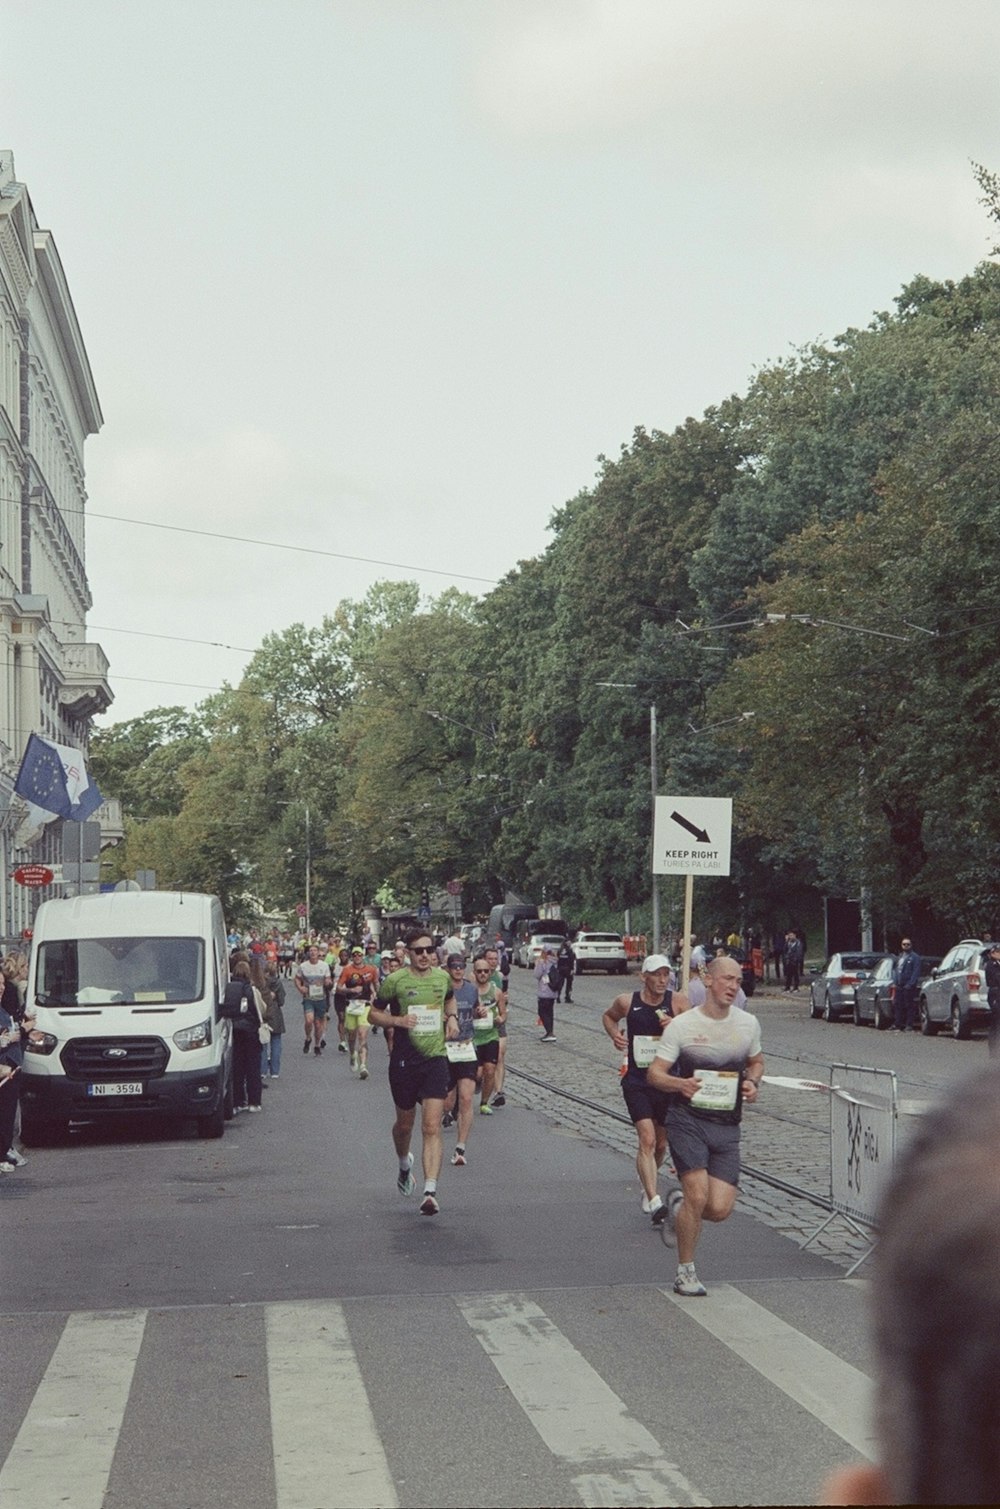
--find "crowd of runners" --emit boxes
[226,924,764,1299]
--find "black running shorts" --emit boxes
[388,1054,450,1110]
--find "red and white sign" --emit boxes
[13,864,54,888]
[296,903,307,917]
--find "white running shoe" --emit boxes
[359,1064,368,1080]
[397,1152,415,1196]
[673,1268,707,1298]
[5,1148,26,1168]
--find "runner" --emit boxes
[647,955,764,1297]
[471,953,506,1114]
[368,929,459,1215]
[442,953,478,1165]
[294,944,332,1056]
[339,945,379,1078]
[602,954,689,1223]
[483,944,510,1106]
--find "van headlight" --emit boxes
[24,1031,58,1055]
[173,1019,212,1051]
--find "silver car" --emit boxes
[808,952,887,1022]
[918,939,994,1039]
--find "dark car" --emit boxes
[852,954,942,1029]
[809,952,888,1022]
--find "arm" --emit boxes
[741,1052,765,1102]
[602,995,629,1052]
[646,1055,701,1099]
[293,970,307,999]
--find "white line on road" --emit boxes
[266,1300,398,1509]
[0,1308,146,1507]
[661,1284,877,1458]
[457,1293,710,1508]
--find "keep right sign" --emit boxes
[653,795,732,876]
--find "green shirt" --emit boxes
[377,966,454,1059]
[472,984,502,1046]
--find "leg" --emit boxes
[392,1105,417,1161]
[246,1041,263,1108]
[420,1098,445,1186]
[493,1036,507,1098]
[539,998,554,1036]
[303,1008,314,1049]
[893,987,907,1032]
[635,1117,659,1202]
[270,1032,283,1076]
[456,1077,475,1148]
[356,1023,370,1075]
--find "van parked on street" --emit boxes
[19,890,233,1145]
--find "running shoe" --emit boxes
[0,1161,15,1174]
[246,1104,262,1114]
[313,1045,321,1056]
[303,1039,311,1054]
[673,1269,707,1298]
[641,1195,651,1213]
[5,1148,26,1168]
[479,1104,493,1116]
[442,1111,454,1128]
[540,1034,556,1042]
[397,1152,415,1196]
[451,1147,466,1166]
[338,1042,347,1054]
[649,1194,667,1224]
[491,1094,506,1108]
[351,1054,359,1073]
[359,1064,368,1080]
[420,1191,440,1216]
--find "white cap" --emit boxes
[641,954,671,973]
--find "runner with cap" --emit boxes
[339,945,379,1078]
[602,953,689,1224]
[442,953,478,1164]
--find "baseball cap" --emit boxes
[350,945,363,955]
[641,954,671,973]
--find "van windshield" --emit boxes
[36,937,205,1006]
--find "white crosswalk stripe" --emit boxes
[0,1286,876,1508]
[0,1308,146,1507]
[661,1284,877,1459]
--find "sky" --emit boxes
[3,0,1000,727]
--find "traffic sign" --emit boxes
[13,864,54,888]
[653,796,732,876]
[446,879,462,896]
[296,903,307,917]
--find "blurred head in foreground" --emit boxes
[824,1065,1000,1505]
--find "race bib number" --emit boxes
[690,1069,740,1112]
[409,1005,439,1035]
[445,1040,477,1062]
[473,1010,494,1033]
[345,1003,368,1019]
[307,982,325,1000]
[631,1036,659,1069]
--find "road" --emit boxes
[0,964,987,1507]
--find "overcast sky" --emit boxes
[4,0,1000,727]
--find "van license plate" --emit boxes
[87,1082,143,1097]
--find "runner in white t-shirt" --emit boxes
[294,945,332,1057]
[647,955,764,1297]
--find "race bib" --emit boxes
[345,1003,368,1018]
[690,1069,740,1112]
[307,982,325,1000]
[473,1010,494,1033]
[631,1035,659,1069]
[409,1005,439,1035]
[445,1040,477,1062]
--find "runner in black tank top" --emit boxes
[602,954,690,1225]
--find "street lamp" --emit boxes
[595,683,660,954]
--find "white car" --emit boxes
[573,931,628,975]
[516,933,566,969]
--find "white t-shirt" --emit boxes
[297,959,331,1001]
[655,1005,762,1124]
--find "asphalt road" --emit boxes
[3,966,984,1507]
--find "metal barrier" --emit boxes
[801,1062,899,1276]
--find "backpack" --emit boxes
[547,962,561,992]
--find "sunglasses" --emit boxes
[473,969,491,977]
[410,945,435,955]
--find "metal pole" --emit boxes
[681,873,694,993]
[305,805,311,936]
[650,704,660,954]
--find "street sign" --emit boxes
[653,796,732,876]
[446,879,462,896]
[13,864,54,887]
[418,904,432,921]
[296,903,306,917]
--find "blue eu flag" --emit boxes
[14,734,73,818]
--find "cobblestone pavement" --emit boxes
[501,969,878,1270]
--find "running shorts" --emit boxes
[621,1080,669,1127]
[666,1105,741,1186]
[448,1058,478,1086]
[475,1039,500,1066]
[388,1055,450,1110]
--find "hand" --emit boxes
[445,1016,459,1040]
[400,1013,418,1030]
[742,1078,760,1102]
[612,1031,627,1052]
[676,1076,701,1100]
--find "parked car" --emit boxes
[809,952,888,1022]
[573,932,628,975]
[514,933,566,969]
[918,939,995,1039]
[852,954,941,1029]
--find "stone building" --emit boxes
[0,150,112,937]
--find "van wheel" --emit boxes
[19,1108,64,1147]
[197,1102,225,1138]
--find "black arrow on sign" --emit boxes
[671,810,711,843]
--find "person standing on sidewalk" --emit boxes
[534,946,559,1041]
[892,937,922,1032]
[647,955,763,1297]
[555,938,576,1002]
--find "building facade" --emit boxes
[0,151,112,938]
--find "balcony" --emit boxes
[59,641,113,718]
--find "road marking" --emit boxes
[266,1300,397,1509]
[661,1284,876,1458]
[457,1293,710,1507]
[0,1308,146,1507]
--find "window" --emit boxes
[37,937,205,1006]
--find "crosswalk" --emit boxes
[0,1282,874,1508]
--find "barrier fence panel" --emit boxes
[829,1063,898,1229]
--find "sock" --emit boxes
[423,1179,437,1195]
[678,1262,695,1276]
[399,1155,411,1173]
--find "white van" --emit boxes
[20,890,234,1144]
